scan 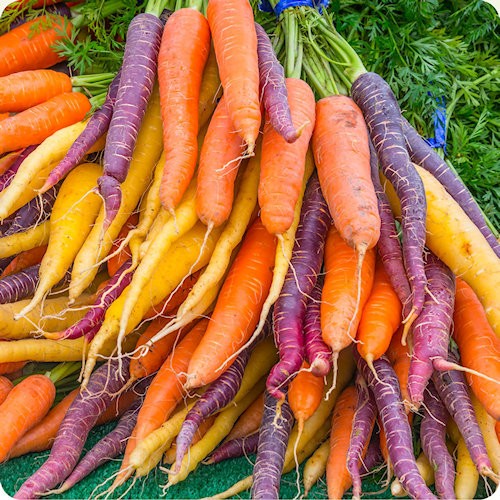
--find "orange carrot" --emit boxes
[96,389,139,426]
[0,149,23,176]
[107,213,139,277]
[357,259,402,370]
[0,92,91,154]
[195,94,246,229]
[0,113,9,122]
[0,376,13,405]
[185,218,276,389]
[0,70,72,113]
[0,15,73,77]
[0,360,27,376]
[321,225,375,380]
[158,8,211,213]
[226,392,264,442]
[496,421,500,444]
[386,327,411,410]
[0,245,47,277]
[312,95,380,257]
[207,0,261,153]
[326,385,358,499]
[453,278,500,420]
[258,78,315,235]
[0,373,55,462]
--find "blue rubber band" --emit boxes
[425,94,447,154]
[259,0,328,16]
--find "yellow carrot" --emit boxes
[0,221,49,259]
[455,435,479,499]
[303,440,330,496]
[198,46,222,130]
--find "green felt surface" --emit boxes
[0,421,494,499]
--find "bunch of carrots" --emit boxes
[0,0,498,499]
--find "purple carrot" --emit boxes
[347,373,378,499]
[432,352,496,481]
[421,381,455,499]
[57,259,133,340]
[408,252,455,407]
[207,432,260,465]
[360,432,383,475]
[41,71,121,193]
[267,172,331,400]
[254,22,297,143]
[402,117,500,258]
[352,72,427,335]
[304,275,332,377]
[251,391,294,500]
[14,357,131,499]
[0,256,14,273]
[369,140,411,318]
[354,349,437,499]
[0,145,37,192]
[98,13,163,233]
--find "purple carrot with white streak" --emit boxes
[354,349,437,499]
[421,381,455,499]
[402,117,500,258]
[369,140,411,319]
[267,172,331,400]
[55,259,133,340]
[97,13,163,233]
[352,73,427,338]
[254,22,297,143]
[207,431,260,465]
[360,432,383,475]
[251,390,294,500]
[14,357,131,499]
[347,373,378,500]
[40,71,121,194]
[432,351,497,482]
[304,275,332,377]
[407,251,455,407]
[0,145,37,193]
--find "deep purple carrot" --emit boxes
[40,71,121,193]
[421,381,455,499]
[14,357,131,499]
[0,257,14,273]
[251,391,294,500]
[352,72,427,337]
[360,432,383,475]
[402,117,500,258]
[369,140,411,319]
[347,373,378,499]
[97,12,163,233]
[267,172,331,400]
[354,349,437,499]
[207,431,260,465]
[304,275,332,377]
[254,22,297,143]
[408,252,455,407]
[0,145,37,192]
[57,259,133,340]
[432,352,496,481]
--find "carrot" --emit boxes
[198,46,222,130]
[453,278,500,420]
[0,70,72,113]
[321,224,376,383]
[0,15,72,77]
[0,373,55,462]
[496,422,500,444]
[0,149,24,176]
[185,217,277,389]
[0,245,46,277]
[0,113,9,122]
[226,392,264,442]
[326,385,358,500]
[107,213,139,277]
[259,77,315,235]
[207,0,261,153]
[158,8,211,213]
[357,259,402,370]
[0,92,91,155]
[386,327,412,410]
[0,376,13,405]
[0,360,27,376]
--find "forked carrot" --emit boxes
[0,376,13,405]
[0,245,47,278]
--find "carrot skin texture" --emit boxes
[0,374,55,462]
[0,92,91,154]
[0,360,26,376]
[408,252,455,406]
[226,392,264,441]
[354,350,437,499]
[402,118,500,258]
[0,15,73,77]
[0,376,13,405]
[251,391,294,499]
[304,275,332,377]
[360,432,383,474]
[421,382,456,499]
[352,72,426,323]
[0,264,42,303]
[14,357,130,498]
[267,173,331,399]
[0,145,36,193]
[209,432,259,464]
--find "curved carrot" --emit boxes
[386,327,411,410]
[226,392,264,442]
[158,8,211,213]
[207,0,261,152]
[0,373,55,462]
[0,376,13,405]
[107,213,139,277]
[0,360,27,376]
[0,15,72,77]
[0,92,91,154]
[0,70,72,113]
[259,78,315,235]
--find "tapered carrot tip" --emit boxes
[42,331,64,340]
[401,308,417,346]
[98,175,122,235]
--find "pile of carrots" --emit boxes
[0,0,498,499]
